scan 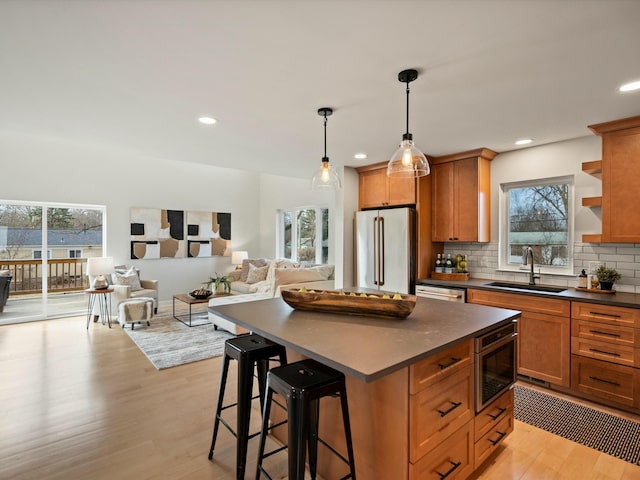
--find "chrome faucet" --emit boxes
[524,246,540,285]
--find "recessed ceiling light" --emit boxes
[198,116,217,125]
[619,80,640,92]
[515,138,533,146]
[354,153,367,160]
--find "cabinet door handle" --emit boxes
[436,460,461,479]
[438,400,462,417]
[438,357,462,370]
[488,406,507,420]
[589,329,621,338]
[589,311,621,319]
[488,430,507,446]
[589,376,621,387]
[589,348,621,357]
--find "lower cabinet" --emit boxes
[474,389,514,467]
[408,340,514,479]
[571,354,639,407]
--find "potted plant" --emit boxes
[204,272,232,294]
[595,265,621,291]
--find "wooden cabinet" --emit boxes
[571,301,640,408]
[585,115,640,242]
[431,148,495,242]
[357,162,417,209]
[467,289,571,387]
[474,389,514,468]
[409,340,475,478]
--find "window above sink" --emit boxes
[498,175,575,277]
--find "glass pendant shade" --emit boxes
[311,158,341,190]
[387,135,430,177]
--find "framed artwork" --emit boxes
[130,208,231,259]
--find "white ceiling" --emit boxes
[2,1,640,180]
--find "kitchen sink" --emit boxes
[485,281,567,293]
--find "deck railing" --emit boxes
[0,259,89,295]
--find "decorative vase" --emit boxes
[599,281,614,291]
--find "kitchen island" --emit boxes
[209,295,520,479]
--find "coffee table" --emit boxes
[173,292,232,327]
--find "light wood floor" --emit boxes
[2,311,640,480]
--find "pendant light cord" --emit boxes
[405,82,410,136]
[323,112,328,160]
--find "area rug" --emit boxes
[123,312,234,370]
[514,384,640,465]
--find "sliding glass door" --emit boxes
[0,201,106,324]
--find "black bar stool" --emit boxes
[256,358,356,480]
[208,334,287,480]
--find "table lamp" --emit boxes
[86,257,115,289]
[231,251,248,270]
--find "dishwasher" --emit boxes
[415,284,466,302]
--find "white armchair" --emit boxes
[111,266,159,314]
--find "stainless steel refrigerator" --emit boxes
[355,207,416,294]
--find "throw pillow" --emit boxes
[240,258,268,282]
[246,263,269,284]
[113,267,143,291]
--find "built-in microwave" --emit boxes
[474,321,517,412]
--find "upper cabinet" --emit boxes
[431,148,496,242]
[586,115,640,243]
[356,161,417,209]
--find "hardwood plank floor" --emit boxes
[2,311,640,480]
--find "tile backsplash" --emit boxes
[443,242,640,294]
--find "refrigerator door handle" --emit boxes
[373,216,379,286]
[379,216,385,287]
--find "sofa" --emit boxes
[208,258,335,334]
[226,258,334,297]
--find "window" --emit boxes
[68,249,83,258]
[32,249,52,260]
[500,176,574,274]
[277,207,329,264]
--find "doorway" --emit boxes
[0,201,106,323]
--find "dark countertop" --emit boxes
[417,277,640,308]
[209,296,520,383]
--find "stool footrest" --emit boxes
[318,436,351,468]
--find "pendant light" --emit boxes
[311,107,341,190]
[387,69,430,178]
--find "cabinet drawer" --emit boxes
[410,365,473,463]
[571,354,638,407]
[410,340,473,394]
[474,388,513,440]
[572,302,640,328]
[571,336,637,367]
[410,421,474,480]
[474,409,514,468]
[572,318,637,347]
[467,289,570,317]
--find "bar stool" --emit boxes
[208,334,287,480]
[256,358,357,480]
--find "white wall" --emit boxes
[1,132,261,304]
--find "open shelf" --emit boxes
[581,196,602,208]
[582,160,602,177]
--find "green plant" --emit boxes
[595,266,621,283]
[203,272,231,293]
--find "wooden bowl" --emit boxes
[189,289,212,300]
[280,288,416,319]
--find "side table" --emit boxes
[85,287,113,329]
[173,292,232,327]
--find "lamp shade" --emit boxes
[231,251,248,265]
[311,160,341,190]
[387,137,430,178]
[86,257,115,289]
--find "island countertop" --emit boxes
[209,295,520,382]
